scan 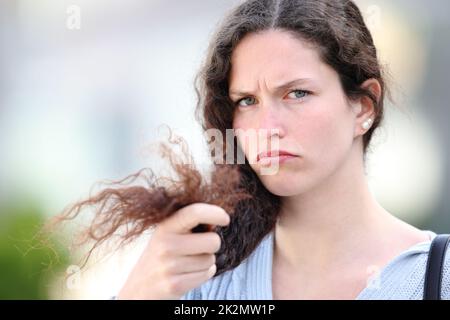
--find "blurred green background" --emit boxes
[0,197,69,299]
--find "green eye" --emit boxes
[234,89,310,107]
[235,97,256,107]
[287,89,309,99]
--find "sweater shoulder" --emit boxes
[358,233,450,300]
[438,237,450,299]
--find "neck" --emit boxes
[275,143,394,272]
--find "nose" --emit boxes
[257,99,286,139]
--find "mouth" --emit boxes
[256,150,299,162]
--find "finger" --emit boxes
[170,264,217,296]
[164,203,230,234]
[171,232,223,255]
[165,253,215,274]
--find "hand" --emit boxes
[116,202,230,299]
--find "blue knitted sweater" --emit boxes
[181,230,450,300]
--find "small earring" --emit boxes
[362,118,373,130]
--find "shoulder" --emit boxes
[437,235,450,299]
[412,233,450,299]
[180,231,274,300]
[359,231,450,300]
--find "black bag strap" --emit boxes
[423,233,450,300]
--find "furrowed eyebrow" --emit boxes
[229,78,314,97]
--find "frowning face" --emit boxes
[230,29,362,196]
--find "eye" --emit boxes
[235,97,256,107]
[287,89,310,99]
[233,89,311,108]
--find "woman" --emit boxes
[58,0,449,300]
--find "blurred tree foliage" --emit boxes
[0,198,70,299]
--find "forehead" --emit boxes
[229,30,327,87]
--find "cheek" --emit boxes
[296,96,353,163]
[232,112,252,131]
[299,111,336,154]
[232,114,258,157]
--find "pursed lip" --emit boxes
[257,150,298,162]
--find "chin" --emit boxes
[258,174,304,197]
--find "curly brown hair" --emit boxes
[50,0,389,278]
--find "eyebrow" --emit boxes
[229,78,314,98]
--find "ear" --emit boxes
[351,78,382,137]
